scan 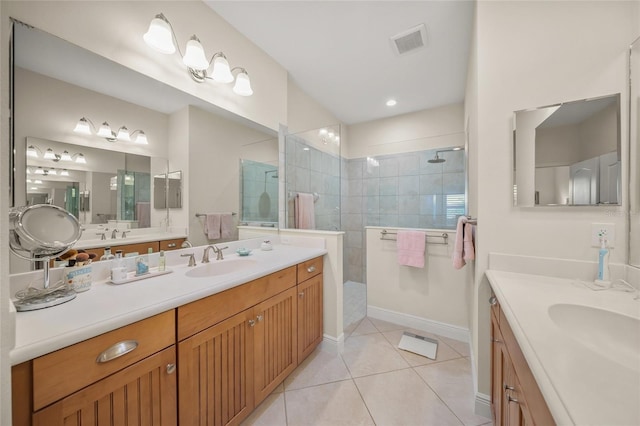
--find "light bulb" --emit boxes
[135,131,149,145]
[233,70,253,96]
[97,122,113,138]
[26,145,38,158]
[73,117,92,135]
[48,168,57,175]
[75,154,87,164]
[211,54,233,83]
[60,151,72,161]
[143,13,176,54]
[43,148,56,160]
[183,35,209,71]
[117,126,131,141]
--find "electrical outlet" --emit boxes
[281,237,290,245]
[591,223,615,247]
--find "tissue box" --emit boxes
[64,265,92,292]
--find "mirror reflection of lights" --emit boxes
[27,144,87,163]
[74,117,149,144]
[318,128,340,145]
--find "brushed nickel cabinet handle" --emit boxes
[491,338,503,343]
[307,265,316,273]
[504,383,515,391]
[248,319,256,327]
[96,340,138,363]
[256,314,264,322]
[166,363,176,374]
[507,395,519,404]
[299,292,305,298]
[489,296,497,306]
[167,243,176,248]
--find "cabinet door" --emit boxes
[33,346,177,426]
[179,309,255,426]
[297,274,323,361]
[253,287,298,405]
[491,312,504,426]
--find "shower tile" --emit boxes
[379,214,399,227]
[399,176,419,195]
[364,158,380,178]
[399,195,419,215]
[365,214,380,226]
[420,174,443,195]
[323,175,340,195]
[345,214,363,231]
[365,178,380,196]
[419,151,444,175]
[310,149,323,172]
[347,231,363,249]
[348,179,363,196]
[379,177,398,196]
[309,171,323,193]
[379,157,399,177]
[379,195,399,215]
[398,153,420,175]
[295,167,310,192]
[295,144,311,169]
[347,247,363,267]
[420,194,444,215]
[366,196,379,215]
[347,159,364,180]
[443,172,465,193]
[418,215,437,229]
[347,196,362,214]
[398,215,420,228]
[323,153,340,176]
[442,150,465,173]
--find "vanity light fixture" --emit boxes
[27,144,87,164]
[74,117,148,144]
[143,13,253,96]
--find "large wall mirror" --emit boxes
[513,93,621,207]
[630,38,640,268]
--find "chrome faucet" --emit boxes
[111,228,119,239]
[202,245,228,263]
[181,240,193,248]
[96,232,107,241]
[181,253,196,267]
[121,231,130,238]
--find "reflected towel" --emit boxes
[204,214,221,239]
[453,216,467,269]
[220,213,234,239]
[135,202,150,228]
[397,230,426,268]
[295,193,315,229]
[463,222,476,261]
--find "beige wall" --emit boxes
[469,0,637,407]
[5,1,287,131]
[287,78,341,135]
[347,103,465,159]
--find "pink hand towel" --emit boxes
[295,193,316,229]
[463,222,475,261]
[220,213,234,239]
[452,216,467,269]
[396,230,426,268]
[204,214,221,240]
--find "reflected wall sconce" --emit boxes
[27,145,87,163]
[74,117,148,144]
[143,13,253,96]
[318,128,340,145]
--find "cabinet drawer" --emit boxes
[297,257,323,283]
[111,241,160,256]
[178,266,296,341]
[33,310,175,411]
[160,238,186,251]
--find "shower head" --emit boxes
[428,153,446,164]
[264,170,278,179]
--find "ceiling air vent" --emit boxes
[390,23,428,56]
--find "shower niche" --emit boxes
[239,159,279,225]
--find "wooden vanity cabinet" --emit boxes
[81,237,186,262]
[297,257,323,360]
[490,296,554,426]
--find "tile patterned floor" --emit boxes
[343,280,367,328]
[241,317,494,426]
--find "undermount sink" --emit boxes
[185,258,259,278]
[548,303,640,372]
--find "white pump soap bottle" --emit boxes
[595,237,611,285]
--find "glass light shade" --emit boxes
[26,145,38,158]
[30,187,38,191]
[73,117,92,135]
[143,14,176,55]
[135,131,149,145]
[211,55,233,83]
[60,170,69,177]
[97,122,113,138]
[26,179,32,183]
[183,36,209,71]
[233,71,253,96]
[26,168,31,174]
[60,151,72,161]
[48,169,57,175]
[117,126,131,141]
[75,154,87,164]
[34,180,42,184]
[43,148,56,160]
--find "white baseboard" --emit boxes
[321,333,344,354]
[475,392,492,419]
[367,305,470,343]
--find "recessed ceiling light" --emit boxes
[386,99,397,107]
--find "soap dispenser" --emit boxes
[596,237,611,284]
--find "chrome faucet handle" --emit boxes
[96,232,106,241]
[121,231,130,238]
[181,253,196,267]
[215,246,229,261]
[111,228,119,239]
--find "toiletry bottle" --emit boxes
[158,250,166,272]
[100,247,115,261]
[597,238,611,283]
[111,250,127,282]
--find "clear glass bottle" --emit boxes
[158,250,166,272]
[111,250,127,282]
[100,247,115,261]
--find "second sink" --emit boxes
[186,258,259,278]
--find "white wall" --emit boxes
[287,78,341,135]
[469,0,638,406]
[366,227,471,337]
[347,103,465,159]
[5,1,288,132]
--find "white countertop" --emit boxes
[11,243,326,365]
[487,270,640,426]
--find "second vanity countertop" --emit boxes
[11,243,326,365]
[72,231,187,250]
[486,270,640,426]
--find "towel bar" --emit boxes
[379,229,448,245]
[195,212,236,218]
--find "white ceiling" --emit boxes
[207,1,475,124]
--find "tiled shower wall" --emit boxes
[343,149,466,283]
[240,159,278,224]
[285,134,341,231]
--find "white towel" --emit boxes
[220,213,234,239]
[204,214,221,239]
